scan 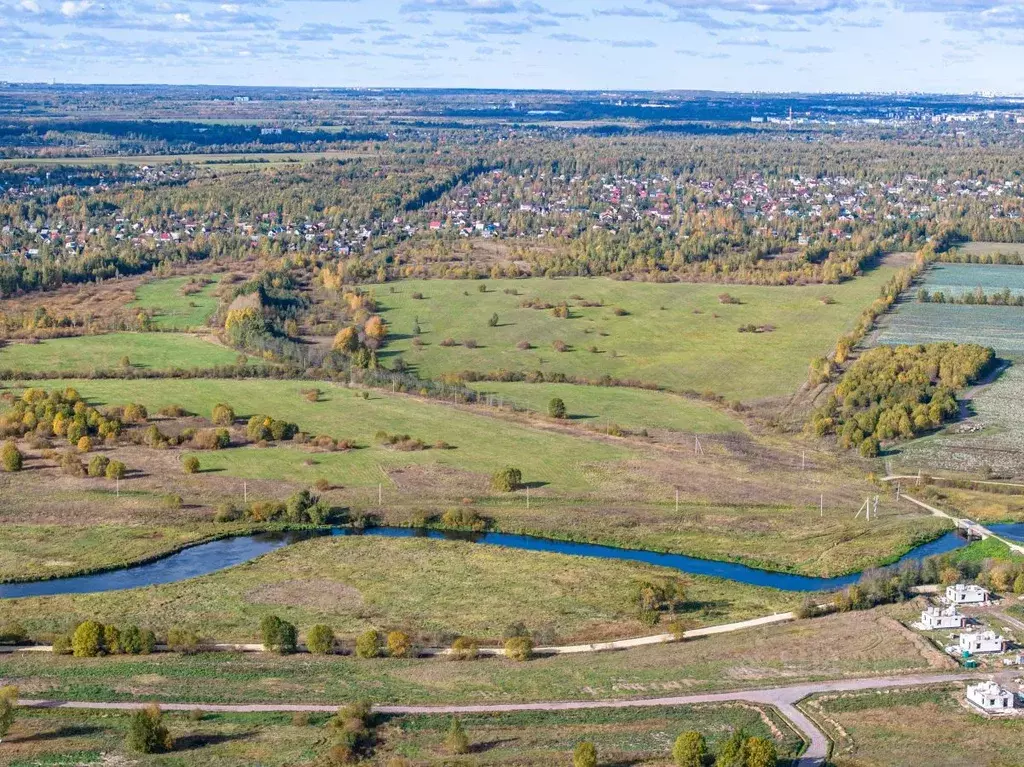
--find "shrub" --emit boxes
[105,460,127,480]
[87,454,110,477]
[103,624,122,655]
[488,313,499,327]
[673,731,708,767]
[126,704,172,754]
[387,630,413,659]
[612,306,628,316]
[441,507,485,530]
[260,615,298,654]
[1,441,23,472]
[548,397,566,419]
[745,737,778,767]
[516,340,531,350]
[552,339,569,352]
[0,622,27,645]
[504,635,533,661]
[122,403,148,423]
[214,503,241,523]
[450,636,479,661]
[292,711,311,727]
[71,621,105,657]
[163,494,183,509]
[166,626,202,654]
[121,625,156,655]
[157,405,187,418]
[439,337,458,347]
[52,634,73,655]
[574,741,598,767]
[464,338,478,349]
[355,630,382,659]
[193,428,230,450]
[444,717,469,755]
[60,451,85,477]
[0,685,17,743]
[491,466,522,492]
[211,403,235,426]
[306,624,335,655]
[182,455,200,474]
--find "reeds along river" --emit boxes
[0,526,970,599]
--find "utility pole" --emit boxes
[526,486,530,509]
[820,494,823,517]
[675,488,679,513]
[802,451,806,470]
[694,436,704,456]
[378,483,382,506]
[243,481,247,503]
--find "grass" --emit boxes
[806,687,1024,767]
[130,274,223,330]
[0,703,800,767]
[373,269,895,401]
[468,381,746,434]
[0,606,946,706]
[0,535,799,643]
[0,333,244,373]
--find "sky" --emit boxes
[1,0,1024,94]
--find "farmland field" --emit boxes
[806,687,1024,767]
[130,274,223,330]
[0,535,798,643]
[917,262,1024,297]
[952,241,1024,258]
[0,332,246,373]
[374,269,896,402]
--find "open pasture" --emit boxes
[130,274,223,330]
[373,269,895,402]
[467,381,746,434]
[0,535,798,644]
[953,241,1024,258]
[0,332,244,373]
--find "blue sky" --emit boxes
[2,0,1023,93]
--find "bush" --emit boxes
[387,630,413,659]
[182,455,200,474]
[488,313,499,327]
[574,741,598,767]
[103,624,122,654]
[548,397,566,419]
[306,624,335,655]
[744,736,778,767]
[1,441,23,472]
[166,626,202,654]
[126,704,172,754]
[211,403,235,426]
[163,494,183,509]
[450,636,479,661]
[0,685,17,743]
[0,622,27,645]
[355,630,382,659]
[491,466,522,492]
[260,615,298,654]
[122,403,148,424]
[214,503,242,523]
[105,460,127,480]
[52,634,73,655]
[76,436,92,452]
[60,451,85,477]
[72,621,104,657]
[504,635,533,661]
[87,454,110,477]
[673,731,708,767]
[444,717,470,755]
[193,428,230,450]
[121,625,156,655]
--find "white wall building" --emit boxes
[966,681,1016,712]
[946,584,990,605]
[959,630,1006,654]
[921,605,967,630]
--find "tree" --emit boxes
[121,625,156,655]
[333,326,361,355]
[716,730,747,767]
[0,686,17,745]
[548,397,567,419]
[166,626,201,654]
[673,731,707,767]
[745,737,778,767]
[574,741,598,767]
[1014,573,1024,595]
[103,624,122,655]
[504,635,533,661]
[87,455,110,477]
[387,630,413,658]
[307,624,335,655]
[71,620,104,657]
[212,403,235,426]
[450,636,479,661]
[488,312,499,327]
[1,441,23,472]
[105,460,127,480]
[356,630,382,659]
[182,455,200,474]
[444,717,469,755]
[260,615,297,654]
[491,466,523,492]
[126,704,172,754]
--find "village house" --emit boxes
[959,630,1006,654]
[946,583,990,605]
[920,605,967,630]
[966,681,1016,712]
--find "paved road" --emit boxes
[17,672,978,766]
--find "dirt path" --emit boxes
[15,672,978,766]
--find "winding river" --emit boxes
[0,526,970,599]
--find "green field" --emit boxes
[0,536,797,643]
[130,275,223,330]
[0,607,943,706]
[806,687,1024,767]
[0,333,244,373]
[373,270,895,401]
[0,703,798,767]
[469,381,746,433]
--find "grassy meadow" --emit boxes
[0,333,244,373]
[468,381,746,433]
[373,269,895,401]
[130,274,223,330]
[0,535,798,643]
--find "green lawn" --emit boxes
[130,274,223,330]
[469,381,746,433]
[0,535,798,644]
[0,333,244,373]
[373,270,894,401]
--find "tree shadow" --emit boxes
[15,725,103,743]
[174,731,253,751]
[521,480,549,489]
[568,414,597,421]
[470,738,519,753]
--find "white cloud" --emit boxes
[60,0,94,17]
